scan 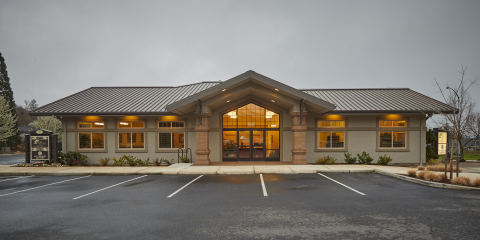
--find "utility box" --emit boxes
[25,129,58,164]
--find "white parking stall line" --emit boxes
[0,176,35,182]
[167,175,203,198]
[0,175,91,197]
[73,175,148,200]
[260,174,268,197]
[318,173,366,196]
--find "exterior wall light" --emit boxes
[275,88,279,91]
[226,100,230,102]
[222,89,226,91]
[271,100,275,102]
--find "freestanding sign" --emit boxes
[25,129,58,163]
[437,131,447,155]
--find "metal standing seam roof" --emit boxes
[31,84,454,115]
[301,88,454,113]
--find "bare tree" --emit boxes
[432,66,480,177]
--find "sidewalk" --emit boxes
[0,164,479,181]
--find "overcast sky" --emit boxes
[1,0,479,127]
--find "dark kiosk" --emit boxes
[24,129,58,163]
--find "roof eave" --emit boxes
[28,112,177,116]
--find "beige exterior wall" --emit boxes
[61,107,426,165]
[62,114,197,165]
[305,113,426,164]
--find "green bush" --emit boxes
[314,155,336,165]
[112,157,125,166]
[57,151,65,165]
[64,151,88,166]
[344,152,357,164]
[377,154,392,165]
[98,157,110,166]
[357,151,373,164]
[121,155,138,166]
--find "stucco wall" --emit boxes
[63,114,196,165]
[305,113,426,164]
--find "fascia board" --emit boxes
[165,71,336,112]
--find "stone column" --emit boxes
[291,112,308,165]
[195,113,211,165]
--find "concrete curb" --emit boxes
[374,170,480,191]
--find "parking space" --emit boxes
[0,173,479,239]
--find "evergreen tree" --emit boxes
[426,129,439,162]
[0,52,20,147]
[0,96,18,143]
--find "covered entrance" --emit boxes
[222,103,280,161]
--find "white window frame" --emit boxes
[379,120,407,127]
[317,120,345,128]
[158,121,185,129]
[78,121,105,129]
[78,132,105,150]
[379,131,407,148]
[118,121,145,129]
[317,131,345,149]
[158,132,185,149]
[118,132,145,149]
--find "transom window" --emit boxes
[318,120,345,128]
[380,120,406,127]
[78,121,104,129]
[223,103,279,129]
[159,121,185,128]
[159,133,184,149]
[318,132,345,149]
[118,121,145,128]
[380,132,406,148]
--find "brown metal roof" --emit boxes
[31,82,454,116]
[31,82,221,115]
[302,88,454,113]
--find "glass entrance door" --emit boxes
[223,130,278,161]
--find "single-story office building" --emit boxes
[30,71,453,165]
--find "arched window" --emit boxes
[222,103,279,129]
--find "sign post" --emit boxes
[437,131,447,156]
[25,129,58,164]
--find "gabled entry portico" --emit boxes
[165,71,336,165]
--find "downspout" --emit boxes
[420,118,423,165]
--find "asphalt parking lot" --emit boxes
[1,173,479,240]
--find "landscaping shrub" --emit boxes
[471,178,480,187]
[427,159,440,165]
[417,171,426,180]
[452,177,470,186]
[407,170,417,177]
[179,154,191,163]
[112,157,125,166]
[162,159,172,166]
[121,155,138,166]
[424,172,437,181]
[153,158,162,166]
[357,152,373,164]
[426,165,435,171]
[57,151,65,165]
[314,155,337,165]
[434,173,446,182]
[417,165,425,171]
[377,155,392,165]
[343,153,357,164]
[64,151,88,166]
[99,157,110,166]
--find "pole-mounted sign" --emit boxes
[437,131,447,155]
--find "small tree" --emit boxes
[28,116,62,142]
[0,95,18,146]
[433,66,480,177]
[426,129,438,162]
[0,52,19,147]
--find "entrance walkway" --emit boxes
[209,162,290,166]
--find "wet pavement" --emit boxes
[0,154,24,165]
[0,173,479,239]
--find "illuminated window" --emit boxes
[380,120,406,127]
[159,132,184,149]
[78,121,104,129]
[317,120,345,128]
[159,121,185,128]
[222,103,279,129]
[79,133,104,149]
[118,121,145,128]
[119,132,145,149]
[380,132,406,148]
[318,132,345,149]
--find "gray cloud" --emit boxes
[1,0,479,127]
